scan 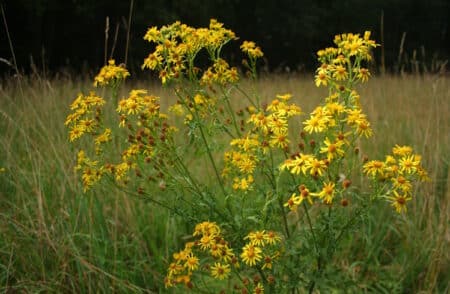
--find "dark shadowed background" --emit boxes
[1,0,449,76]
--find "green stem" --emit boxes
[302,201,321,294]
[335,201,368,244]
[169,138,233,222]
[272,151,291,239]
[196,114,227,197]
[235,84,258,108]
[278,195,291,239]
[221,86,242,137]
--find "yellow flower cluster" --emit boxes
[165,223,282,292]
[241,230,282,270]
[142,19,238,85]
[224,134,260,191]
[284,184,313,211]
[280,32,381,209]
[164,221,237,288]
[249,94,302,149]
[240,40,264,59]
[66,22,430,292]
[201,58,239,86]
[363,145,429,213]
[75,150,104,191]
[66,65,176,190]
[93,128,111,154]
[64,92,105,142]
[117,89,161,123]
[315,32,378,87]
[93,59,130,87]
[178,92,218,124]
[223,94,302,191]
[107,90,176,185]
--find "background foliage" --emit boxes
[1,0,449,74]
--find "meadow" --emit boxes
[0,72,449,293]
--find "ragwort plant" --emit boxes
[65,20,429,293]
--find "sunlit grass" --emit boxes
[0,73,448,292]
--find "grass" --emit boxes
[0,73,448,293]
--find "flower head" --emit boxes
[240,244,263,266]
[388,191,412,213]
[94,59,130,87]
[210,262,231,280]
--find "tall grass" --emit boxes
[0,73,448,292]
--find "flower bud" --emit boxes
[341,198,349,207]
[342,179,351,189]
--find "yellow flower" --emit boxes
[245,231,268,247]
[305,157,328,177]
[313,182,336,204]
[298,185,313,205]
[93,59,130,87]
[417,167,431,182]
[355,67,371,82]
[265,231,282,245]
[113,162,131,181]
[184,253,199,271]
[241,40,256,52]
[282,153,313,175]
[143,26,161,42]
[363,160,385,178]
[168,103,185,116]
[142,52,163,70]
[199,234,215,250]
[356,119,373,138]
[209,243,222,258]
[315,71,328,87]
[173,248,190,262]
[210,262,231,280]
[267,115,288,134]
[284,193,300,211]
[193,221,221,237]
[167,262,183,277]
[174,274,191,286]
[217,245,235,263]
[303,116,326,133]
[69,125,85,142]
[325,102,345,115]
[388,190,411,213]
[399,155,420,174]
[240,244,262,266]
[237,155,257,174]
[345,108,366,125]
[392,175,412,192]
[269,132,289,149]
[320,137,345,161]
[392,145,413,157]
[262,255,273,270]
[276,93,292,101]
[332,54,349,65]
[232,175,254,191]
[303,107,332,133]
[254,282,264,294]
[81,167,103,191]
[230,135,260,153]
[248,112,270,134]
[94,128,112,145]
[332,65,348,81]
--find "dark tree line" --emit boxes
[1,0,449,76]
